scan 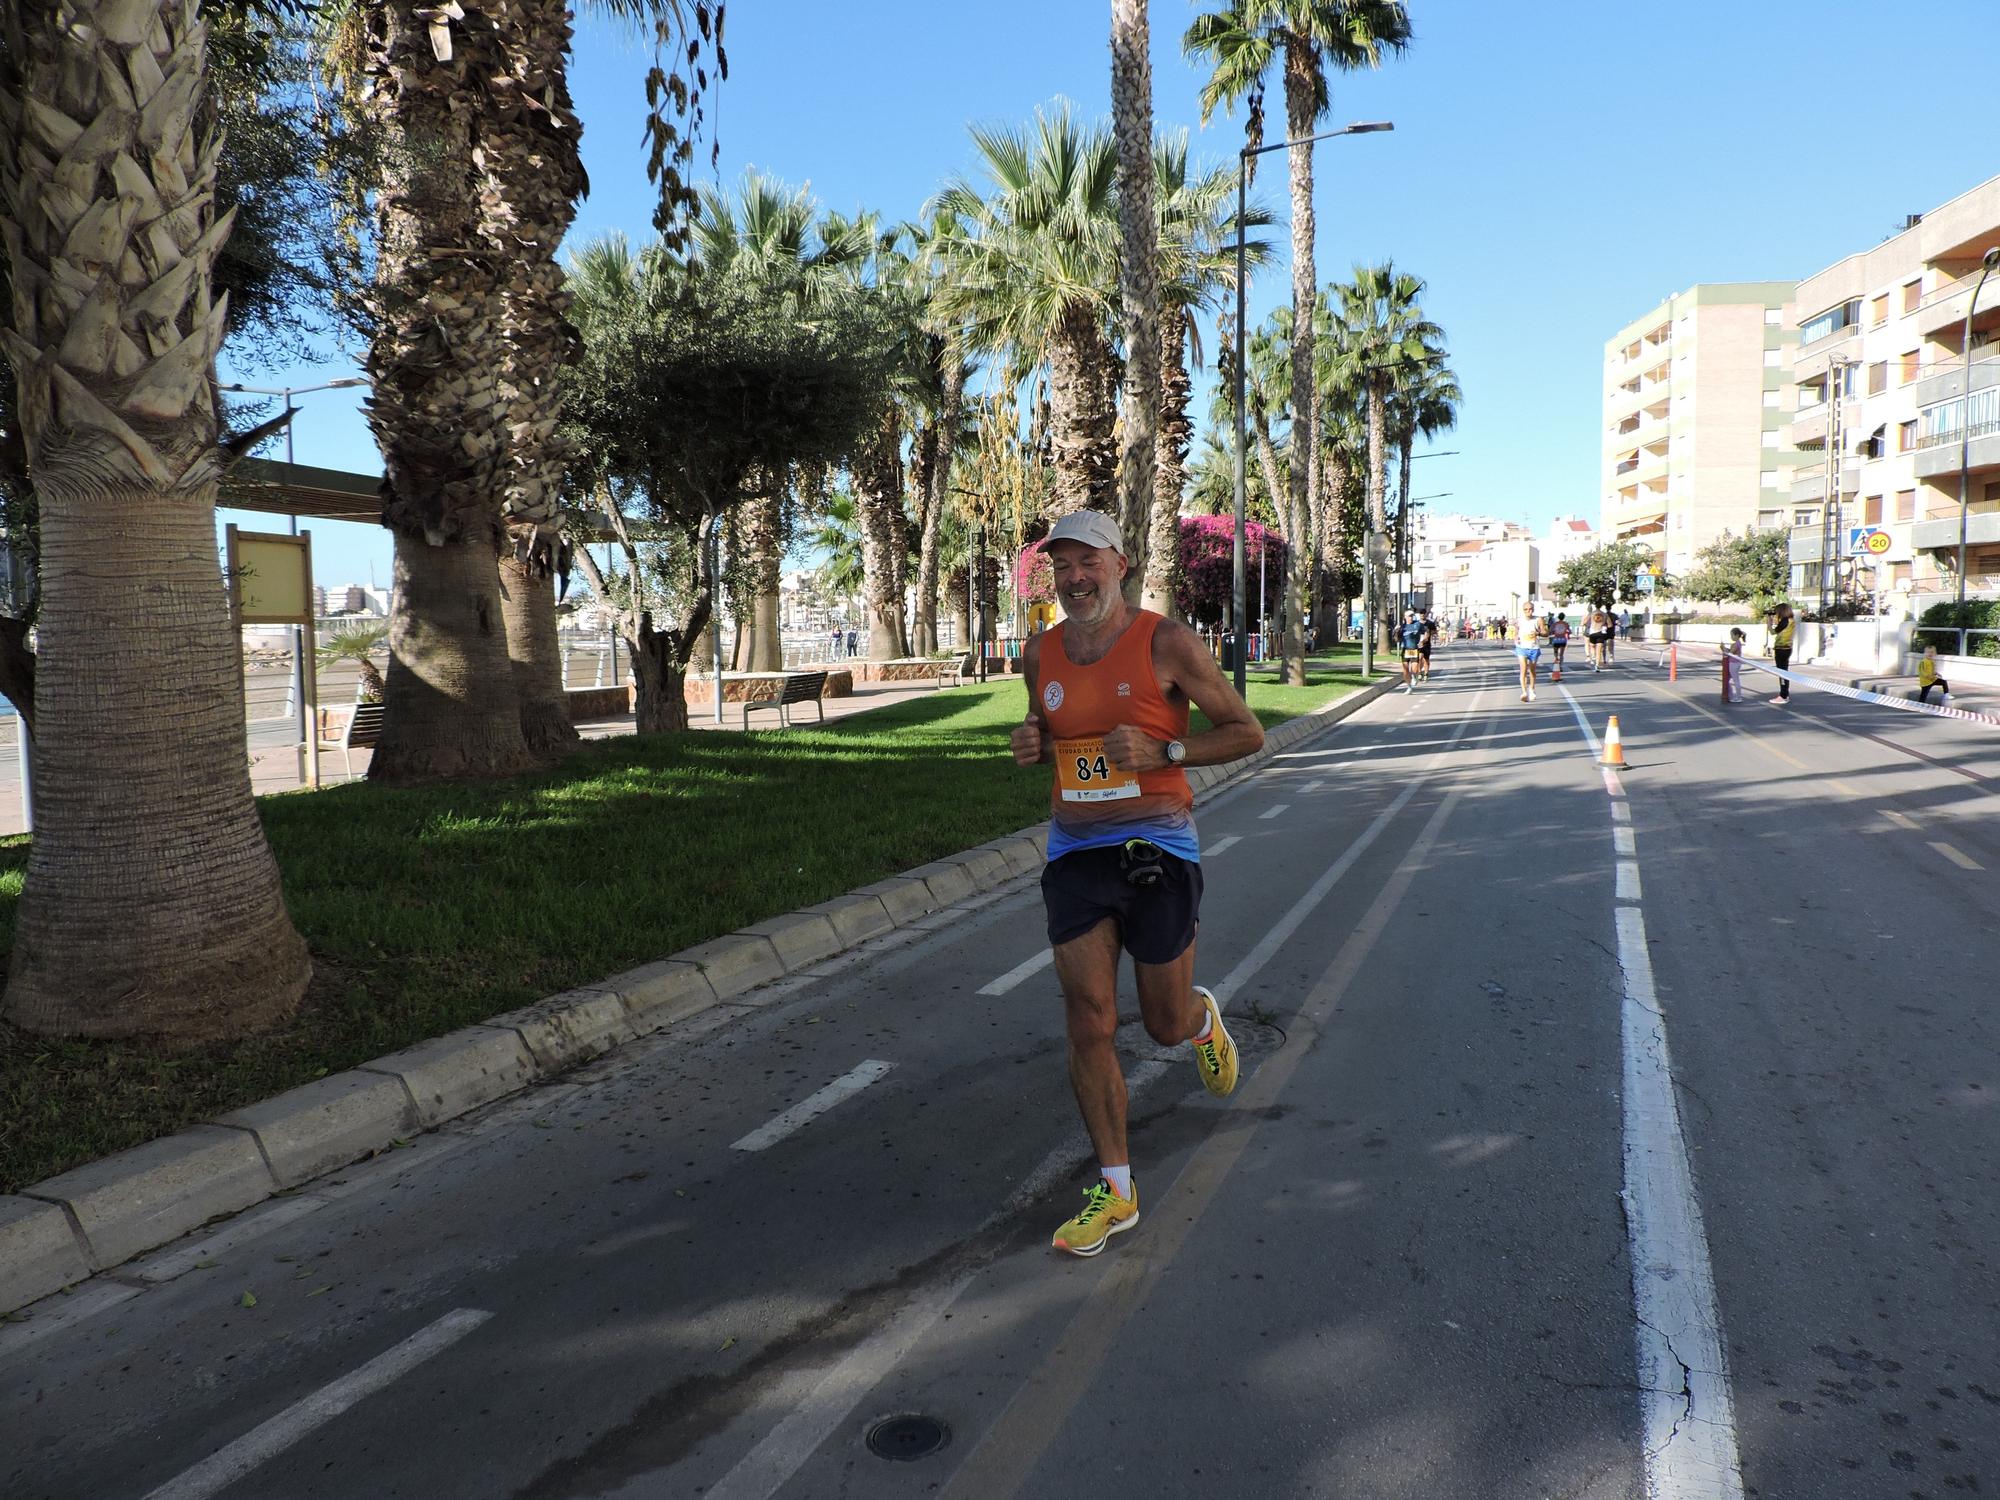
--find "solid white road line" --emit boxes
[1559,696,1744,1497]
[1557,683,1601,753]
[1615,906,1745,1498]
[978,948,1054,996]
[1204,835,1242,857]
[142,1308,493,1500]
[1211,687,1485,1009]
[1930,840,1984,871]
[1259,803,1289,820]
[731,1061,895,1153]
[1615,860,1642,902]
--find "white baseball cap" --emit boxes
[1038,511,1126,555]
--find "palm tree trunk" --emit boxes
[1111,0,1160,597]
[740,493,783,671]
[1142,306,1190,617]
[0,0,311,1038]
[484,0,584,762]
[1315,447,1354,636]
[1366,375,1391,656]
[498,542,574,757]
[1395,429,1414,612]
[1279,44,1320,686]
[913,353,962,655]
[946,565,972,651]
[1048,309,1118,517]
[856,407,909,660]
[364,0,536,783]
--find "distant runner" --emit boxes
[1418,609,1437,682]
[1517,601,1548,702]
[1010,512,1265,1258]
[1550,612,1571,677]
[1397,610,1426,692]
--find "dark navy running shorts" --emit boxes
[1042,844,1203,964]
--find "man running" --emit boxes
[1009,512,1266,1257]
[1550,611,1571,677]
[1397,610,1426,692]
[1517,600,1548,701]
[1418,609,1437,682]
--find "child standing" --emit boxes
[1917,646,1953,706]
[1722,628,1746,704]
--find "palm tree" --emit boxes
[1146,137,1274,616]
[319,623,391,703]
[930,105,1121,520]
[1389,357,1461,598]
[896,210,976,657]
[1187,0,1412,681]
[1111,0,1162,589]
[1328,260,1443,651]
[804,490,865,602]
[0,0,311,1037]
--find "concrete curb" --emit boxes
[0,671,1394,1316]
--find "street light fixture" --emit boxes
[1955,246,2000,650]
[1233,120,1392,697]
[219,376,371,536]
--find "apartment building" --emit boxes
[1786,174,2000,606]
[1601,283,1799,575]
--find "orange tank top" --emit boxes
[1038,610,1192,820]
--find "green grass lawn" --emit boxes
[0,658,1371,1191]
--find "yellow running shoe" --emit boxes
[1190,985,1238,1097]
[1051,1181,1139,1257]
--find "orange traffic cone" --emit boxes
[1601,715,1627,768]
[1551,660,1562,682]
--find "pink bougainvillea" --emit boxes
[1013,544,1054,606]
[1174,515,1287,627]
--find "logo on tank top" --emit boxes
[1116,682,1131,697]
[1042,680,1064,712]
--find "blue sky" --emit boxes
[220,0,2000,589]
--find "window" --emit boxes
[1863,494,1883,525]
[1764,307,1783,326]
[1761,469,1781,487]
[1903,279,1922,315]
[1870,292,1889,327]
[1868,361,1888,395]
[1899,419,1918,453]
[1895,488,1916,522]
[1758,510,1784,528]
[1891,562,1911,586]
[1801,299,1860,345]
[1763,390,1782,408]
[1761,429,1781,449]
[1795,508,1817,526]
[1763,349,1782,368]
[1901,350,1920,384]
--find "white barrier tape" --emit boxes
[1659,641,2000,729]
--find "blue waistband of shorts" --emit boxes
[1046,814,1200,864]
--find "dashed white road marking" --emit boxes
[978,949,1054,996]
[1611,802,1631,823]
[1299,780,1324,793]
[1882,809,1918,830]
[1204,835,1242,857]
[1930,841,1984,871]
[1258,803,1289,820]
[142,1308,493,1500]
[1615,860,1642,902]
[1612,826,1636,856]
[731,1060,895,1153]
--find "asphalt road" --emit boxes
[5,642,1996,1500]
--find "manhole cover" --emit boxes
[1115,1016,1286,1064]
[866,1413,950,1462]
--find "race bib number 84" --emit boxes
[1055,736,1139,803]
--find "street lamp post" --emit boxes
[1233,120,1392,698]
[1401,490,1453,611]
[219,375,369,781]
[1955,247,2000,654]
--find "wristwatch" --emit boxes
[1164,739,1187,765]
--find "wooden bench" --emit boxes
[741,670,828,729]
[320,699,386,779]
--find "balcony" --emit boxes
[1914,425,2000,481]
[1791,404,1828,446]
[1788,526,1825,565]
[1916,267,2000,337]
[1792,460,1859,504]
[1793,323,1860,381]
[1913,348,2000,408]
[1909,507,2000,552]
